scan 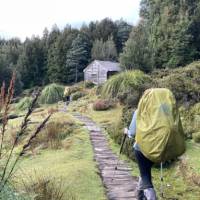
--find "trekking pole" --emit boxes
[160,162,164,198]
[120,133,127,154]
[111,133,127,182]
[115,134,127,168]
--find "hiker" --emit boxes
[124,88,185,200]
[124,110,157,200]
[63,86,71,111]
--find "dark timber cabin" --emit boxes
[83,60,121,84]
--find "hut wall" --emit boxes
[84,63,107,84]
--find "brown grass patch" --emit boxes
[179,159,200,187]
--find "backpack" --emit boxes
[135,88,185,163]
[64,87,70,97]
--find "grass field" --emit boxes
[7,107,106,200]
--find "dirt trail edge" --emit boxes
[73,113,138,200]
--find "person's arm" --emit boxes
[124,111,137,138]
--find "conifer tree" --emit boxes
[17,37,46,88]
[65,33,91,83]
[116,20,132,53]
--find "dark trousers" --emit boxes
[134,149,154,189]
[63,96,70,102]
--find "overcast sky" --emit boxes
[0,0,141,41]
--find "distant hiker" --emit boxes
[63,86,71,111]
[124,88,185,200]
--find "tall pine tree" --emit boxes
[65,33,92,83]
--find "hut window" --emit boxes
[91,74,97,78]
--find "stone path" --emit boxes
[73,113,138,200]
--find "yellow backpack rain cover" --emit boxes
[64,87,70,97]
[136,88,185,163]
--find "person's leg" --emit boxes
[137,177,146,200]
[66,96,70,102]
[134,150,153,189]
[134,150,157,200]
[144,188,157,200]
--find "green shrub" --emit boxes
[117,91,140,107]
[39,84,64,104]
[71,91,85,101]
[106,113,135,160]
[84,81,95,88]
[93,99,116,111]
[179,103,200,138]
[95,85,103,96]
[101,70,153,108]
[154,61,200,105]
[69,86,82,94]
[193,132,200,143]
[16,97,33,111]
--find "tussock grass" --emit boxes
[20,173,67,200]
[16,97,33,111]
[101,70,152,99]
[28,120,75,151]
[39,84,64,104]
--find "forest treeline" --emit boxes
[0,0,200,95]
[120,0,200,71]
[0,18,132,94]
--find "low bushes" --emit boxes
[95,85,103,96]
[69,85,82,94]
[154,61,200,105]
[84,81,95,88]
[39,84,64,104]
[193,132,200,143]
[16,97,33,111]
[71,91,85,101]
[179,103,200,138]
[152,62,200,139]
[93,99,116,111]
[117,91,141,107]
[106,105,137,160]
[106,111,135,160]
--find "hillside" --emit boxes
[0,62,199,200]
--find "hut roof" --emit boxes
[84,60,121,72]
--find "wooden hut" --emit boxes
[83,60,121,84]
